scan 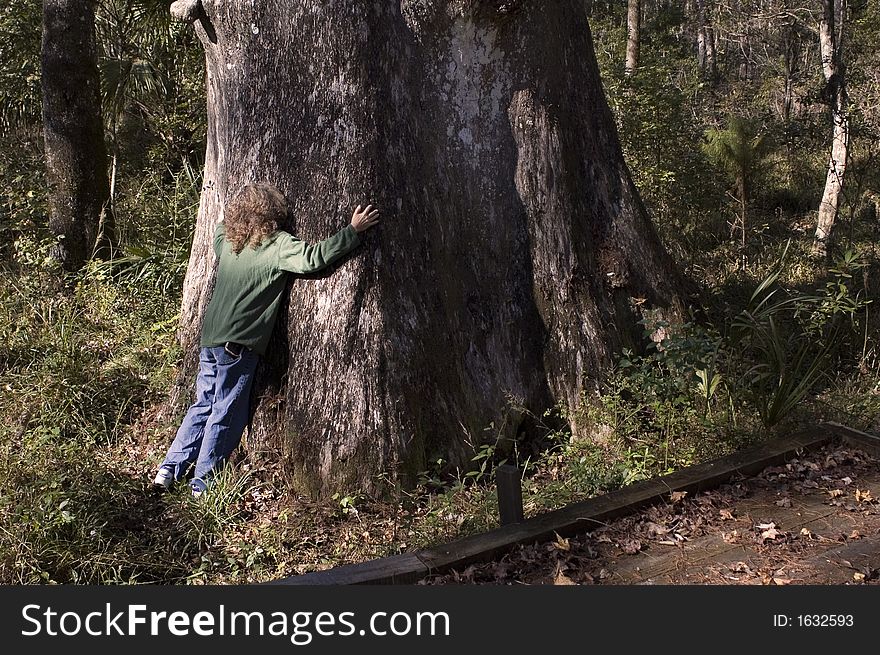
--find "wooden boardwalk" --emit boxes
[600,461,880,585]
[268,422,880,585]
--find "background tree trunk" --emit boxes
[814,0,849,256]
[41,0,114,271]
[625,0,641,75]
[173,0,690,497]
[696,0,716,81]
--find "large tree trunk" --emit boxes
[172,0,690,498]
[41,0,114,271]
[813,0,849,257]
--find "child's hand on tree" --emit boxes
[351,204,380,233]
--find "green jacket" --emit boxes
[200,222,361,355]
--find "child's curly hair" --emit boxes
[223,182,289,254]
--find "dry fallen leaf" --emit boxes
[775,497,792,508]
[621,539,642,554]
[670,491,688,503]
[800,527,813,538]
[645,521,669,537]
[855,489,874,503]
[720,509,735,520]
[772,577,792,585]
[849,529,862,540]
[841,476,853,486]
[554,570,575,585]
[756,522,776,530]
[761,527,781,541]
[853,572,866,582]
[828,489,844,498]
[553,532,571,551]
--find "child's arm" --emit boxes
[278,204,380,274]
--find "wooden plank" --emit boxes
[823,421,880,459]
[651,531,880,585]
[416,428,832,573]
[267,552,428,585]
[496,464,524,525]
[614,467,880,584]
[641,545,763,584]
[616,506,842,583]
[795,533,880,584]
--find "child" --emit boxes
[153,182,380,496]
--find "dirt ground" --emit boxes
[420,443,880,585]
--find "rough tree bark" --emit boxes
[171,0,690,497]
[41,0,114,271]
[696,0,716,80]
[625,0,641,75]
[813,0,849,257]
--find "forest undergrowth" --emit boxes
[1,1,879,583]
[1,223,877,584]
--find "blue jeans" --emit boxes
[160,345,259,484]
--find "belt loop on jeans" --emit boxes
[224,341,244,357]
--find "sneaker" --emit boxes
[190,478,208,498]
[153,466,174,489]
